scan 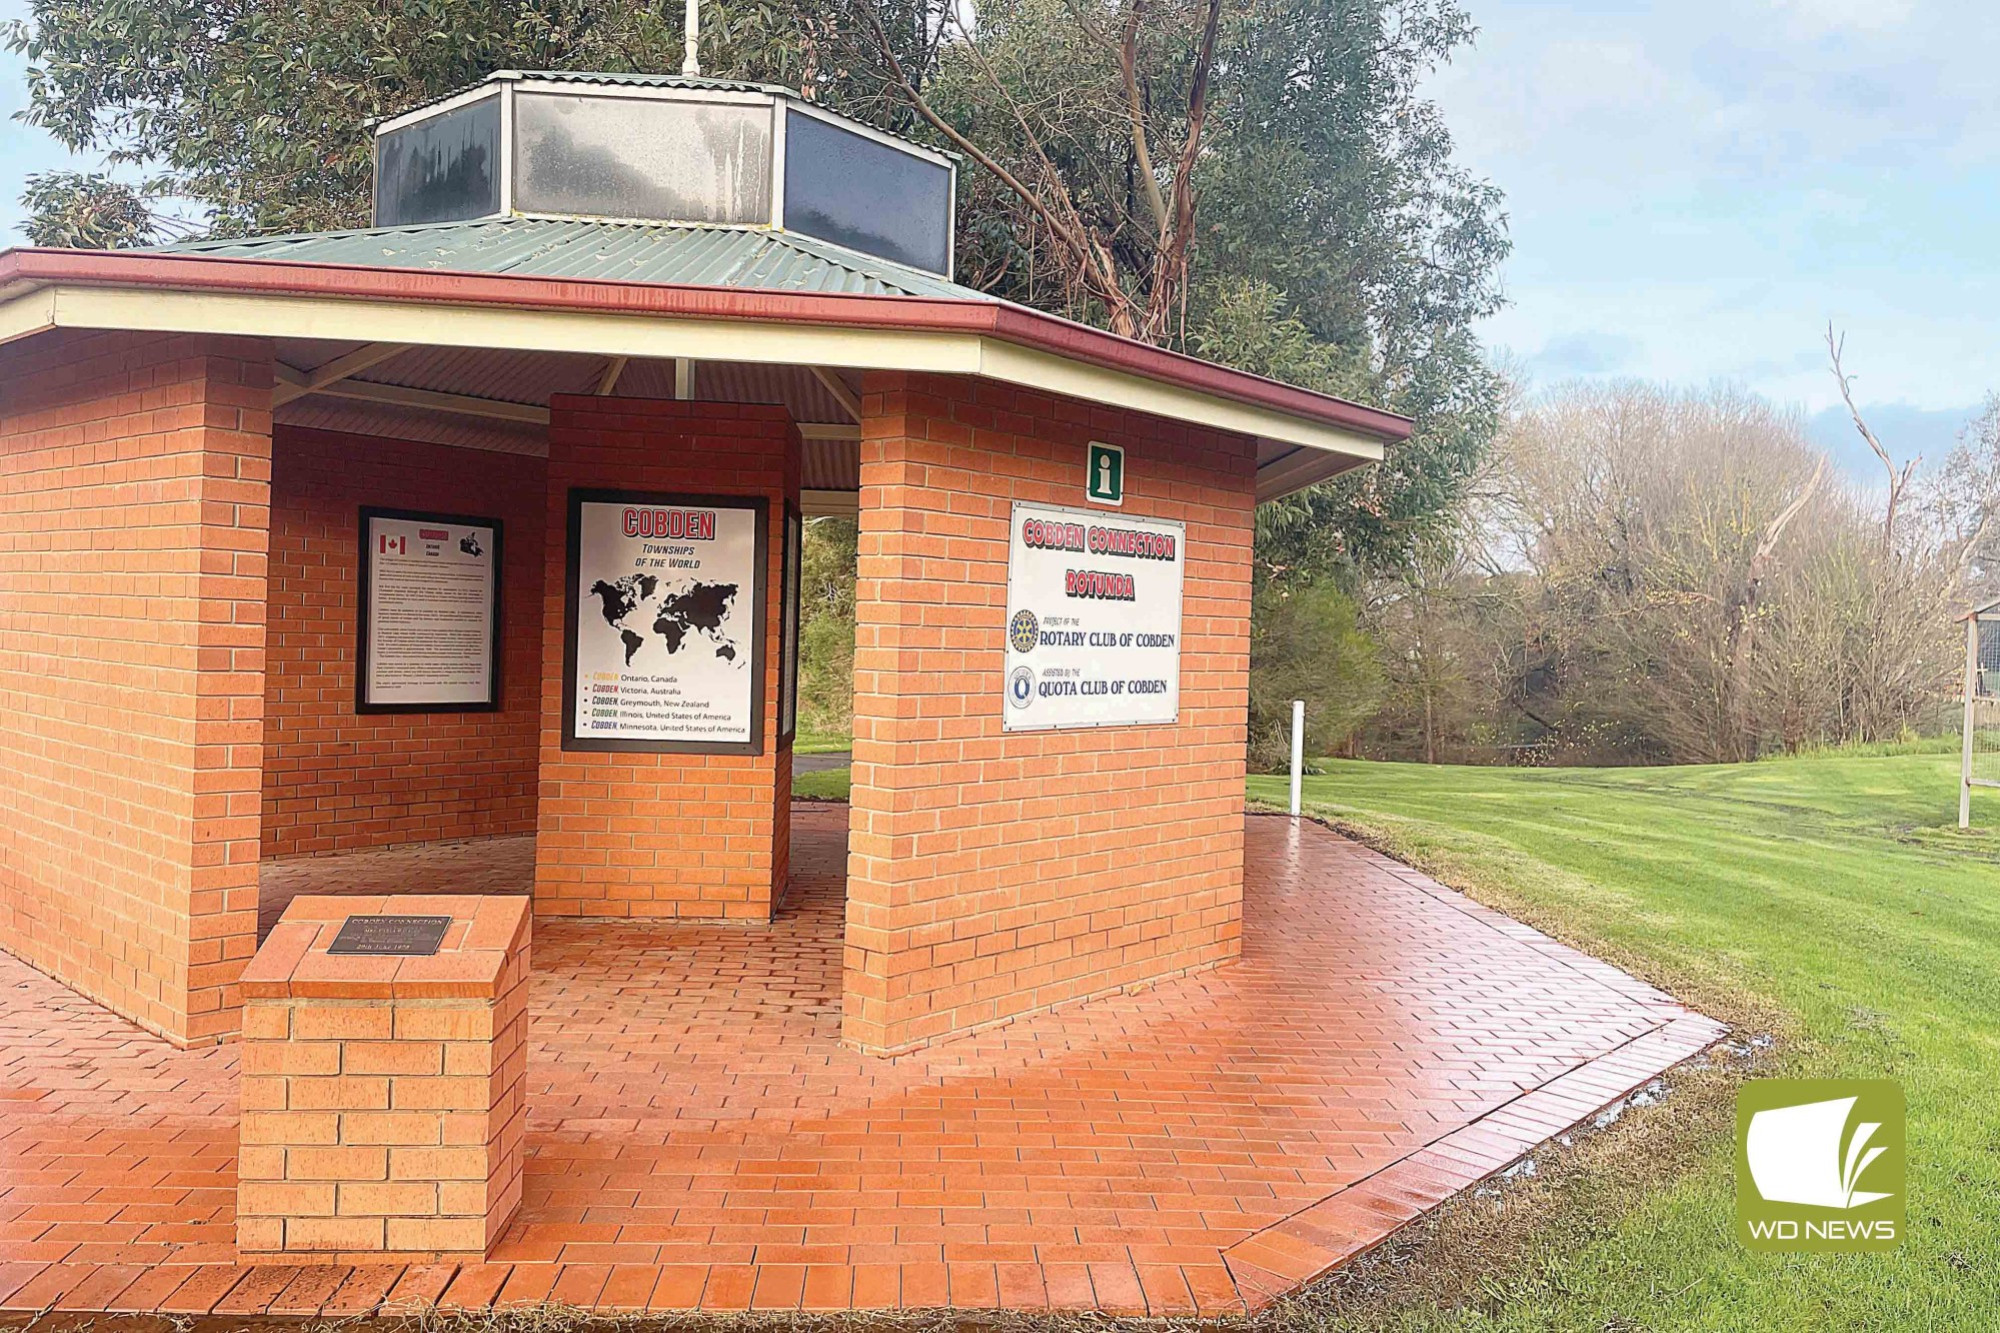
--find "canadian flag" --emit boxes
[379,534,406,555]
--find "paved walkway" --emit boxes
[0,808,1721,1318]
[791,750,851,774]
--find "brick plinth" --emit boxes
[236,894,529,1263]
[0,328,272,1047]
[535,396,800,920]
[844,373,1256,1053]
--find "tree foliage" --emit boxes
[1247,580,1382,770]
[2,0,807,236]
[18,171,158,248]
[1361,379,1977,766]
[797,516,858,736]
[886,0,1508,579]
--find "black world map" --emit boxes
[589,573,740,666]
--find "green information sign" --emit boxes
[1086,441,1124,506]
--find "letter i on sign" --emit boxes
[1087,441,1124,506]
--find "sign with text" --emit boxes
[358,508,501,712]
[1003,500,1184,731]
[562,489,766,753]
[327,914,451,957]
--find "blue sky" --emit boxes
[0,0,110,229]
[0,1,1990,478]
[1424,0,2000,477]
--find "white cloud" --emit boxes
[1427,1,2000,416]
[1770,0,1918,37]
[1522,331,1643,379]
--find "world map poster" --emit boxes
[562,490,766,753]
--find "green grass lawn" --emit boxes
[791,729,853,755]
[1246,746,2000,1330]
[791,766,851,800]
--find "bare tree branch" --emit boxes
[1140,0,1221,339]
[935,4,1142,334]
[1757,452,1830,566]
[1828,324,1918,548]
[1113,0,1170,237]
[848,0,1139,329]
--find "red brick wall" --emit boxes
[536,396,798,919]
[262,428,545,858]
[0,328,272,1046]
[844,372,1253,1054]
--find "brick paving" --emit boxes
[0,807,1723,1318]
[256,837,537,937]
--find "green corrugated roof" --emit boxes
[159,217,996,301]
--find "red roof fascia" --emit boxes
[0,247,1413,444]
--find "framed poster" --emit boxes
[778,505,802,741]
[356,507,502,713]
[561,489,767,754]
[1002,499,1185,732]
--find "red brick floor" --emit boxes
[256,836,537,936]
[0,808,1722,1318]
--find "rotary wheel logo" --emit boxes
[1008,665,1036,710]
[1009,609,1039,653]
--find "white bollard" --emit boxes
[1289,699,1305,817]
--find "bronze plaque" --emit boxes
[327,914,451,957]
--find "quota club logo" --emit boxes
[1736,1079,1903,1251]
[1008,665,1036,710]
[1010,609,1039,653]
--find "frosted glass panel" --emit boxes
[375,96,501,226]
[783,109,951,274]
[515,93,772,224]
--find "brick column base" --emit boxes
[236,895,529,1263]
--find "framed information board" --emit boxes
[561,489,767,754]
[1002,500,1185,732]
[357,507,502,713]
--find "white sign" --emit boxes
[1003,500,1184,731]
[360,509,499,710]
[564,491,765,752]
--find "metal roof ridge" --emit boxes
[500,68,799,96]
[160,217,516,253]
[759,228,992,300]
[369,68,958,162]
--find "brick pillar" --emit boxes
[0,329,272,1046]
[535,397,800,919]
[237,894,530,1261]
[843,373,1254,1054]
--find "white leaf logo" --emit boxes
[1746,1096,1894,1210]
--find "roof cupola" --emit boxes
[372,71,957,278]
